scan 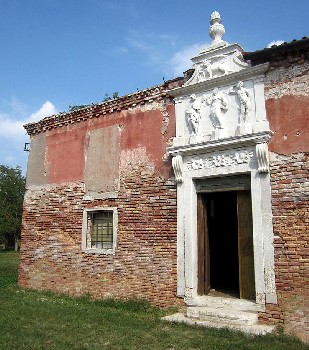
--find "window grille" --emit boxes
[86,211,113,249]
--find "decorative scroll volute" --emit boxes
[256,143,269,173]
[172,155,183,183]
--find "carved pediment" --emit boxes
[185,49,250,86]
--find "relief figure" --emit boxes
[186,94,202,134]
[229,81,251,124]
[197,56,233,82]
[205,88,228,129]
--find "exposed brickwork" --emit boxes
[19,80,183,308]
[264,61,309,100]
[258,153,309,342]
[258,304,283,325]
[19,164,182,308]
[249,42,309,341]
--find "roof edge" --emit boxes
[243,37,309,62]
[24,77,184,136]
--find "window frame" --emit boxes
[82,207,118,254]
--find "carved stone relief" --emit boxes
[205,88,229,130]
[185,51,242,86]
[183,81,255,139]
[187,149,254,170]
[229,81,252,135]
[229,81,251,123]
[178,12,264,141]
[196,56,233,83]
[185,94,202,135]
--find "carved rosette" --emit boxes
[172,155,183,183]
[256,143,269,173]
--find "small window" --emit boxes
[82,208,117,254]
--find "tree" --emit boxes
[0,165,25,251]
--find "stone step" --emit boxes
[162,313,275,335]
[186,306,258,325]
[185,296,263,312]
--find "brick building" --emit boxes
[19,12,308,341]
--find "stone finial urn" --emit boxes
[209,11,225,44]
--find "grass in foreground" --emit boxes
[0,251,308,350]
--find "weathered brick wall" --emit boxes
[269,153,308,341]
[258,49,309,342]
[19,154,181,308]
[19,81,184,308]
[259,154,309,340]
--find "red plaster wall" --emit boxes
[267,95,309,155]
[45,102,176,185]
[47,127,87,183]
[120,109,174,178]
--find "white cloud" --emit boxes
[0,113,24,138]
[267,40,284,48]
[29,101,57,123]
[168,43,208,77]
[0,100,57,138]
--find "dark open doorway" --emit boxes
[197,185,255,300]
[207,191,240,297]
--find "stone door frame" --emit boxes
[171,137,277,308]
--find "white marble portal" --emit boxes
[168,12,277,307]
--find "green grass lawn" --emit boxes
[0,251,308,350]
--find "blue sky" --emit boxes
[0,0,308,174]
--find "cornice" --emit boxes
[24,80,182,136]
[191,43,244,62]
[167,131,272,157]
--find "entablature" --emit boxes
[168,131,272,157]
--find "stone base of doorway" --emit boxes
[162,296,275,335]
